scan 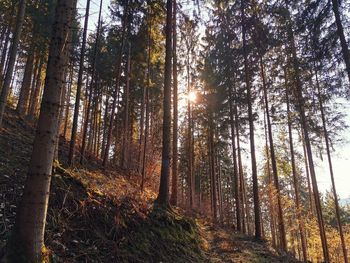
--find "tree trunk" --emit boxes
[315,66,348,263]
[17,46,35,115]
[285,69,308,262]
[102,1,128,167]
[240,0,261,239]
[80,0,104,164]
[68,0,92,165]
[0,0,26,127]
[331,0,350,83]
[228,82,241,231]
[28,55,44,119]
[170,0,178,206]
[260,56,286,250]
[11,0,75,261]
[156,0,172,206]
[285,7,330,261]
[122,44,131,169]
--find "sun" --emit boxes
[188,91,197,102]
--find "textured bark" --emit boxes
[240,0,261,239]
[170,0,178,206]
[68,0,92,165]
[12,0,75,261]
[156,0,172,206]
[0,0,26,127]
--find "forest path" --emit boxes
[198,220,299,263]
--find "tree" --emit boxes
[0,0,26,127]
[9,0,76,261]
[68,0,92,165]
[156,0,172,206]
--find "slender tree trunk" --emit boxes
[68,0,92,165]
[28,55,44,119]
[102,2,128,167]
[285,69,308,262]
[17,43,36,116]
[235,103,247,234]
[228,82,241,231]
[12,0,75,260]
[0,0,27,127]
[241,0,261,239]
[122,44,131,169]
[260,56,286,250]
[80,0,104,164]
[63,64,74,138]
[331,0,350,83]
[264,115,277,249]
[315,67,348,263]
[170,0,178,206]
[156,0,172,206]
[286,8,330,261]
[0,3,15,81]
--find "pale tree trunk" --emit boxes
[156,0,172,206]
[170,0,178,206]
[11,0,76,261]
[68,0,92,165]
[0,0,26,127]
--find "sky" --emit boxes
[77,0,350,200]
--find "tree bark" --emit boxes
[156,0,172,206]
[12,0,75,260]
[170,0,178,206]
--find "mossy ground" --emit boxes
[0,109,299,262]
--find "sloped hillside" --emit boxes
[0,109,299,262]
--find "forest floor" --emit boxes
[0,108,300,262]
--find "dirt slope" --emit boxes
[0,109,299,262]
